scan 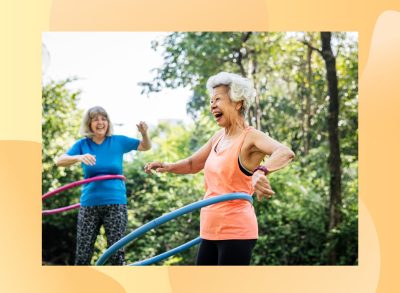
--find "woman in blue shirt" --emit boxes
[57,106,151,265]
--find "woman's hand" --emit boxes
[252,170,275,201]
[57,153,95,167]
[78,154,96,166]
[137,121,152,151]
[144,161,170,174]
[136,121,148,136]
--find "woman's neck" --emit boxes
[92,135,106,144]
[224,116,247,137]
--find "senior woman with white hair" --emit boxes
[145,72,295,265]
[57,106,151,265]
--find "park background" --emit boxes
[1,0,400,292]
[42,32,358,267]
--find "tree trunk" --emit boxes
[236,32,262,130]
[304,44,313,155]
[320,32,342,264]
[248,55,261,130]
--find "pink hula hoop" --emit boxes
[42,175,126,215]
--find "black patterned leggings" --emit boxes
[75,204,127,265]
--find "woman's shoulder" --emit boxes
[75,137,89,144]
[110,134,138,141]
[247,127,266,136]
[68,137,89,152]
[210,129,224,144]
[246,127,271,143]
[109,135,141,147]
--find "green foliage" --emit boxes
[253,165,327,264]
[141,32,258,118]
[42,79,83,265]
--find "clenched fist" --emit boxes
[252,170,274,201]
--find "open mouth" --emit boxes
[213,112,223,121]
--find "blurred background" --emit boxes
[42,32,358,265]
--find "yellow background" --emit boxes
[1,0,400,292]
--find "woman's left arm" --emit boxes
[250,130,295,201]
[136,121,152,151]
[251,130,295,173]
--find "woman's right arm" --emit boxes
[56,153,96,167]
[145,131,222,175]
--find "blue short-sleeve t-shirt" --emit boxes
[67,135,140,206]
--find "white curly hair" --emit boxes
[206,72,256,117]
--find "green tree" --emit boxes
[42,79,83,265]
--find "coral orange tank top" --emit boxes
[200,127,258,240]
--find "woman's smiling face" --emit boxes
[210,85,241,127]
[90,114,109,138]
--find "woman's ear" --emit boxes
[236,101,243,111]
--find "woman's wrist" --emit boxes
[253,165,270,175]
[163,162,172,172]
[140,128,150,138]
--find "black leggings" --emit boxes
[196,239,257,265]
[75,204,127,265]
